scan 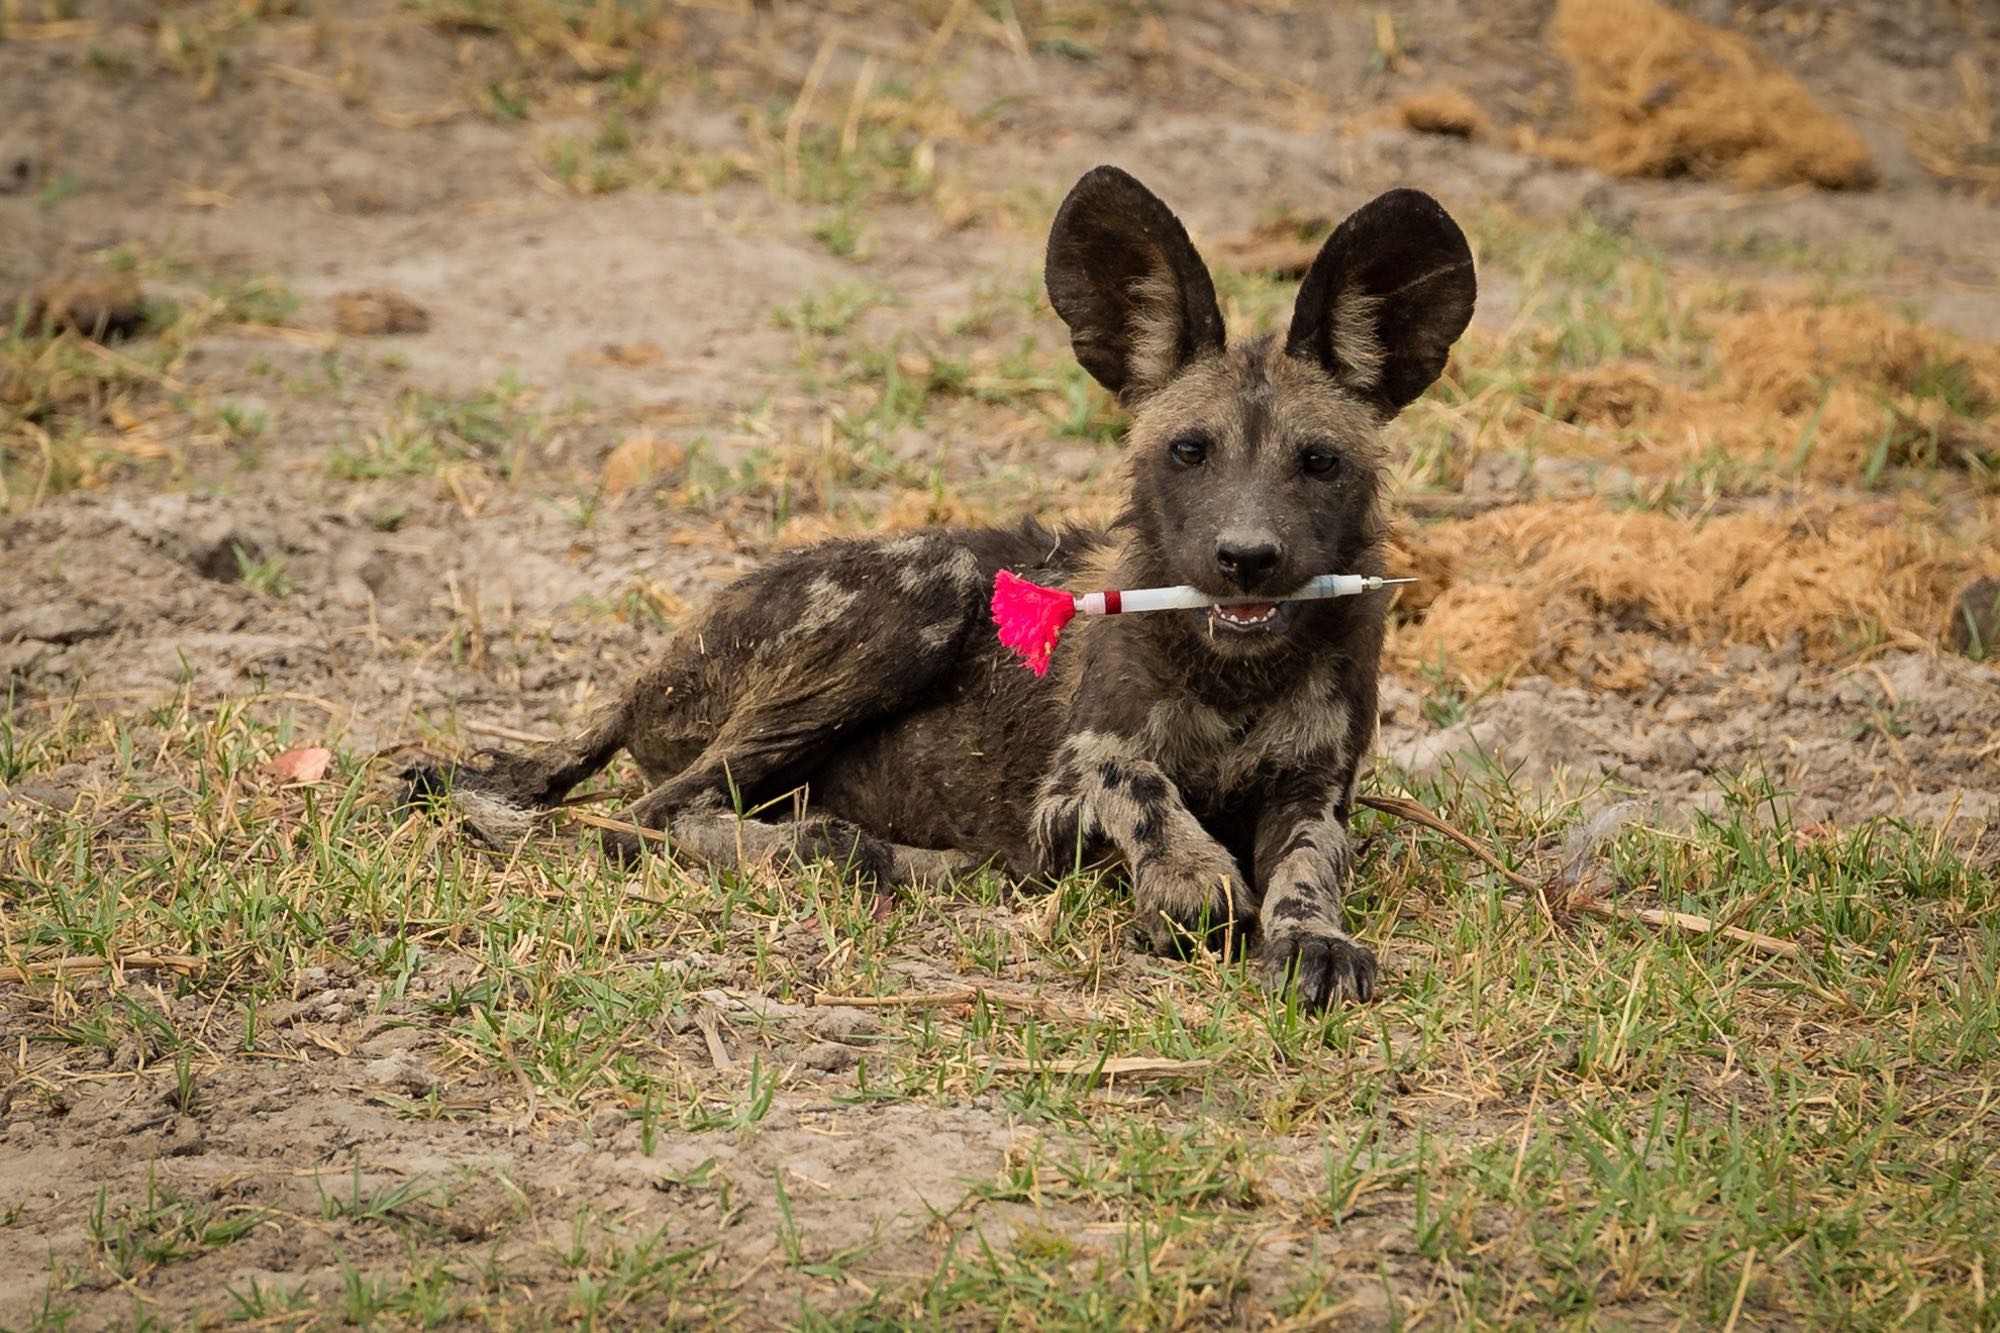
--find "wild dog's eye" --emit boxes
[1300,446,1341,477]
[1168,434,1209,468]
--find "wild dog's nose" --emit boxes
[1214,533,1282,590]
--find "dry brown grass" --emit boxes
[1495,286,2000,482]
[1392,498,2000,684]
[1707,294,2000,473]
[1541,0,1874,190]
[1533,360,1667,429]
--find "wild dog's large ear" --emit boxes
[1045,166,1226,406]
[1285,189,1475,415]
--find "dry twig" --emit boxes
[1360,794,1813,962]
[812,988,1058,1016]
[990,1055,1211,1078]
[0,954,206,983]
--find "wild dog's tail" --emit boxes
[402,695,632,848]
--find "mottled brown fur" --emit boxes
[412,167,1475,1007]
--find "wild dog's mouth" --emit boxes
[1201,600,1298,635]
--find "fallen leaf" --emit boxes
[265,746,333,783]
[601,431,688,495]
[571,340,664,369]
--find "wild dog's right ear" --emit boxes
[1045,166,1226,406]
[1285,189,1475,416]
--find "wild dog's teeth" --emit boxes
[1214,603,1279,626]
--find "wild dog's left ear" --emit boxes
[1046,165,1227,406]
[1285,189,1475,415]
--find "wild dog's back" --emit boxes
[781,521,1113,871]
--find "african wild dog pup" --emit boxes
[415,166,1475,1007]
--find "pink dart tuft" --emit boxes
[991,569,1076,676]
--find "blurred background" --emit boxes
[6,0,1998,822]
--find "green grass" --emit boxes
[3,691,1996,1325]
[645,273,1122,537]
[0,255,301,513]
[406,0,670,61]
[84,1167,267,1282]
[327,378,544,481]
[540,108,749,196]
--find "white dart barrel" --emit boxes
[1075,575,1411,616]
[1090,586,1209,614]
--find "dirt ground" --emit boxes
[3,1,1999,1327]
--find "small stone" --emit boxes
[0,129,37,193]
[332,288,429,336]
[6,1119,33,1137]
[163,1115,206,1157]
[362,1051,439,1097]
[799,1041,857,1072]
[1397,86,1488,138]
[356,1024,422,1056]
[1649,729,1699,772]
[29,268,146,341]
[806,1007,880,1042]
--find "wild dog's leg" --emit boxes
[1031,730,1250,952]
[1253,768,1377,1006]
[617,750,977,888]
[403,698,632,848]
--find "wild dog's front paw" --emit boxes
[400,758,543,849]
[457,791,539,850]
[1130,847,1252,957]
[398,760,452,808]
[1260,929,1378,1007]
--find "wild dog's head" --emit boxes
[1046,166,1474,656]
